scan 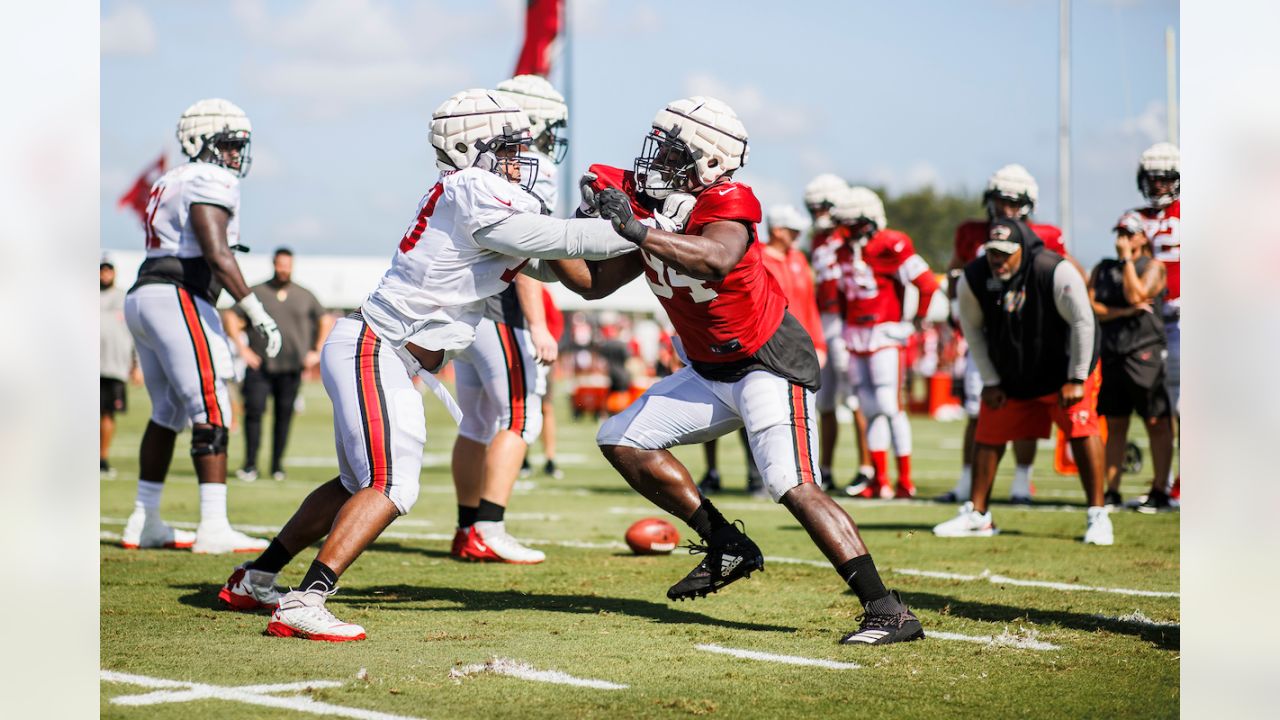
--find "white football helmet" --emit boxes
[430,89,538,192]
[1138,142,1180,208]
[830,186,887,239]
[984,164,1038,218]
[495,75,568,164]
[803,173,848,231]
[177,98,253,178]
[634,96,749,199]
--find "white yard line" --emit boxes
[1096,611,1180,628]
[695,644,860,670]
[447,658,627,690]
[893,568,1179,598]
[101,670,422,719]
[929,630,1060,651]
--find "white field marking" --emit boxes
[101,670,422,720]
[504,512,562,521]
[1096,610,1180,628]
[390,518,435,527]
[893,568,1179,598]
[695,644,860,670]
[929,630,1060,651]
[447,658,627,690]
[764,555,830,569]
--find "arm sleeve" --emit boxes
[899,255,939,319]
[474,213,639,261]
[956,276,1001,386]
[1053,261,1095,381]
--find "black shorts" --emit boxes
[101,377,127,415]
[1097,349,1171,420]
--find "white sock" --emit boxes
[199,483,229,528]
[135,480,164,517]
[954,466,972,498]
[1012,464,1033,497]
[858,464,875,478]
[473,520,505,536]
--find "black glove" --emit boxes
[596,188,648,245]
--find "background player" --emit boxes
[122,98,282,554]
[824,187,938,499]
[217,89,638,641]
[553,97,924,645]
[807,174,875,493]
[448,76,569,564]
[939,164,1066,505]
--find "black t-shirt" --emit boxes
[1090,257,1166,357]
[691,311,821,391]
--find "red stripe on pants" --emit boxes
[176,288,223,426]
[497,323,527,435]
[791,385,815,485]
[356,325,391,493]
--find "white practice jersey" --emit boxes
[361,167,546,358]
[529,150,558,214]
[143,161,240,258]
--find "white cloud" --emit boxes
[1122,100,1168,144]
[101,2,156,57]
[683,73,815,140]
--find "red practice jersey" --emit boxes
[832,229,938,354]
[812,226,850,317]
[760,244,826,354]
[584,164,653,219]
[953,219,1067,266]
[1139,199,1180,312]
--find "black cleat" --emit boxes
[666,524,763,601]
[697,469,722,495]
[843,472,874,498]
[1103,489,1123,509]
[1136,489,1173,514]
[840,591,925,645]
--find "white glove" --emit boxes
[238,294,282,358]
[661,192,695,230]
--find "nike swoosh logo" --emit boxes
[717,188,733,196]
[493,196,513,207]
[474,541,488,552]
[893,242,905,252]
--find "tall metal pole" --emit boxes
[1058,0,1072,251]
[559,0,573,218]
[1166,26,1178,143]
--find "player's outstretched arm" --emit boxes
[473,213,637,261]
[547,254,645,301]
[594,188,747,281]
[191,203,253,300]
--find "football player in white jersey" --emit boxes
[217,89,636,641]
[122,98,282,555]
[446,75,569,565]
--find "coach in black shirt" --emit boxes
[230,248,332,481]
[1089,212,1174,512]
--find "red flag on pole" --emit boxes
[514,0,562,77]
[116,153,167,227]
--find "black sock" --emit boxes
[457,504,479,528]
[247,537,295,574]
[299,559,339,594]
[476,499,506,523]
[836,555,891,605]
[686,499,731,541]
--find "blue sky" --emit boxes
[101,0,1178,266]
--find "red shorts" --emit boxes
[975,367,1101,445]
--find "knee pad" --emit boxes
[190,424,229,457]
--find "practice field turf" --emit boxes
[101,380,1179,719]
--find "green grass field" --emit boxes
[101,380,1179,719]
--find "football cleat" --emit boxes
[932,502,999,537]
[1136,490,1174,514]
[843,473,873,498]
[543,459,564,480]
[840,591,926,645]
[460,523,545,564]
[193,525,270,554]
[450,527,469,559]
[271,470,286,482]
[1009,494,1033,506]
[894,481,916,499]
[121,508,196,550]
[235,467,259,483]
[266,589,366,642]
[1103,489,1123,509]
[1084,506,1115,545]
[878,483,896,500]
[218,563,282,611]
[667,523,764,601]
[697,469,722,495]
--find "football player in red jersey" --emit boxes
[806,175,876,494]
[1134,143,1180,502]
[939,165,1065,506]
[550,97,923,645]
[824,187,939,499]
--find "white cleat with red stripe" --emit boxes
[193,525,270,554]
[121,507,196,550]
[267,589,367,642]
[464,522,546,564]
[218,563,282,611]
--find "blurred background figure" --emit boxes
[100,253,138,478]
[1089,212,1174,512]
[700,204,823,496]
[228,247,332,482]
